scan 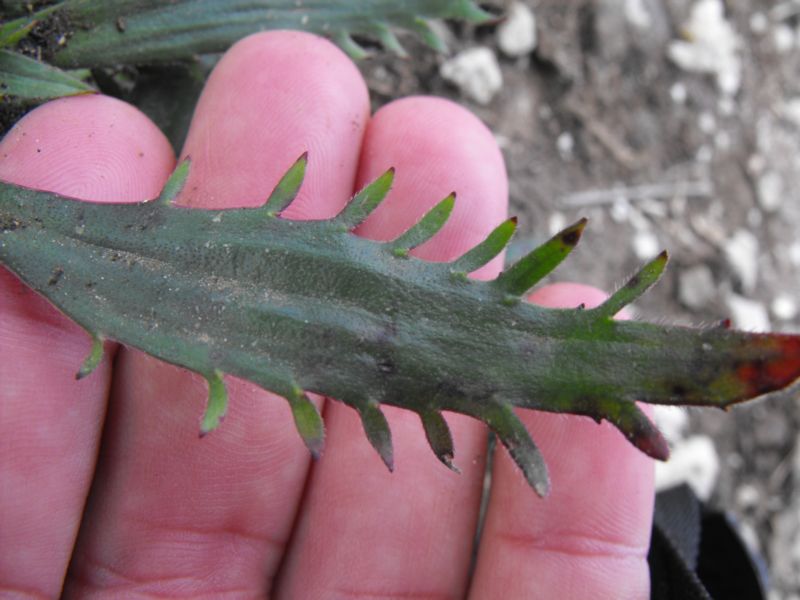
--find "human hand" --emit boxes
[0,31,654,598]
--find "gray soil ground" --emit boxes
[359,1,800,596]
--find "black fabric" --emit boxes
[648,484,767,600]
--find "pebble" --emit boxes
[497,2,537,57]
[625,0,652,29]
[758,170,785,212]
[667,0,742,96]
[632,230,660,260]
[773,24,796,53]
[678,264,716,309]
[726,293,771,332]
[655,435,720,501]
[440,47,503,105]
[724,229,759,293]
[670,81,688,104]
[556,131,574,160]
[772,294,798,321]
[781,98,800,128]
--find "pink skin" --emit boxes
[0,31,654,598]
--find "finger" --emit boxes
[276,97,508,599]
[64,31,369,596]
[0,96,173,596]
[469,283,654,600]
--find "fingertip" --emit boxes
[0,94,174,202]
[180,30,369,215]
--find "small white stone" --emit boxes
[670,82,688,104]
[780,98,800,128]
[747,153,766,175]
[724,229,759,293]
[773,24,796,53]
[556,131,574,160]
[757,170,784,212]
[727,293,771,332]
[749,12,769,35]
[440,47,503,105]
[610,198,631,223]
[548,212,566,236]
[655,435,720,500]
[772,294,798,321]
[497,2,537,57]
[736,483,761,508]
[699,111,717,133]
[790,242,800,267]
[678,264,716,309]
[667,0,742,96]
[696,145,714,162]
[632,230,660,261]
[625,0,652,29]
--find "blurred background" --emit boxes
[357,1,800,596]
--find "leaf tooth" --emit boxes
[401,17,448,53]
[158,157,191,205]
[334,30,368,60]
[592,250,669,320]
[373,22,408,57]
[334,168,395,230]
[450,217,517,276]
[419,409,458,472]
[199,369,228,436]
[597,401,670,461]
[288,388,325,459]
[454,0,496,23]
[388,193,455,256]
[262,152,308,216]
[484,402,550,496]
[493,218,587,298]
[358,400,394,471]
[75,334,105,380]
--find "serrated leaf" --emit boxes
[158,157,191,205]
[358,401,394,471]
[200,370,228,435]
[263,153,308,216]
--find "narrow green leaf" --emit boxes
[358,401,394,471]
[494,218,587,297]
[484,402,549,496]
[200,369,228,436]
[289,390,325,459]
[450,217,517,276]
[0,5,59,48]
[600,400,670,461]
[389,193,455,255]
[75,334,105,380]
[593,251,669,320]
[158,157,191,205]
[334,30,368,60]
[263,152,308,216]
[420,409,458,472]
[374,22,408,57]
[335,168,394,229]
[0,50,94,103]
[394,16,448,52]
[454,0,495,23]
